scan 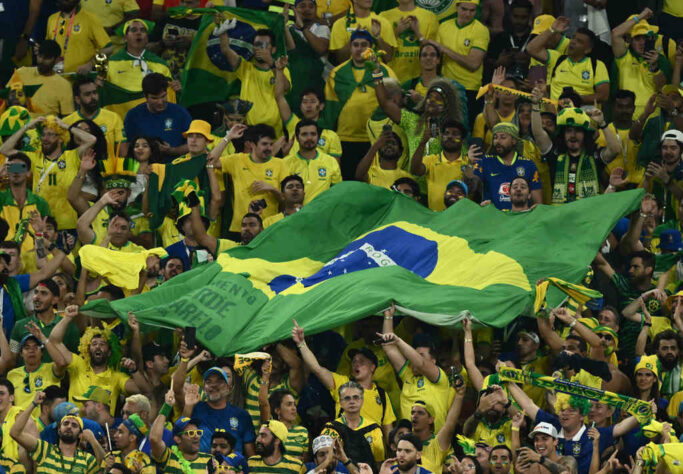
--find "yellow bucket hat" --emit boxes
[631,21,658,38]
[183,120,214,142]
[666,290,683,309]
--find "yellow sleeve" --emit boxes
[285,114,300,139]
[329,18,348,51]
[220,154,237,176]
[546,49,560,69]
[91,15,112,49]
[327,131,342,158]
[330,158,342,184]
[422,154,436,177]
[378,16,398,47]
[370,427,385,461]
[113,114,124,144]
[471,23,490,51]
[472,113,485,139]
[325,70,339,102]
[123,0,140,13]
[594,60,609,87]
[330,372,350,401]
[235,58,251,81]
[595,129,606,148]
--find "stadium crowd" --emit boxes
[0,0,682,472]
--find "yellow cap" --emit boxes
[634,354,659,378]
[531,15,555,35]
[183,120,214,142]
[264,420,289,445]
[666,290,683,309]
[412,399,434,417]
[631,21,658,38]
[455,0,480,5]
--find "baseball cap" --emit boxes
[412,400,434,417]
[73,386,111,405]
[531,15,555,35]
[312,435,334,454]
[517,330,540,344]
[348,347,378,367]
[528,422,558,439]
[52,402,79,423]
[661,129,683,146]
[204,367,230,384]
[19,334,43,350]
[264,420,289,445]
[174,417,202,436]
[350,29,374,44]
[446,179,468,195]
[221,452,249,472]
[659,229,683,251]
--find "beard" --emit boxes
[58,431,79,444]
[660,354,678,371]
[495,143,514,157]
[397,459,417,472]
[511,194,528,207]
[255,441,275,457]
[442,140,461,153]
[90,349,109,366]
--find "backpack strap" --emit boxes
[550,54,568,79]
[375,385,387,426]
[356,423,381,436]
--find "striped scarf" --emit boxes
[552,153,599,205]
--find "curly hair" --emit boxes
[413,78,465,127]
[78,327,122,369]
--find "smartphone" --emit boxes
[469,137,483,152]
[527,65,547,85]
[643,36,657,53]
[372,337,385,346]
[7,162,27,173]
[184,326,197,350]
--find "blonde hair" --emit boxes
[125,394,151,415]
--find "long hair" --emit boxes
[68,119,106,191]
[413,78,464,130]
[126,136,164,165]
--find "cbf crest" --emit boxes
[230,417,239,429]
[318,167,327,178]
[582,70,590,80]
[265,169,273,178]
[516,166,525,177]
[164,118,174,131]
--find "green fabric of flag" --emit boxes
[176,6,285,108]
[80,183,643,356]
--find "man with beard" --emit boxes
[443,180,468,208]
[9,278,80,363]
[249,420,304,474]
[49,305,152,414]
[508,383,639,474]
[46,0,112,75]
[380,433,431,474]
[411,120,469,211]
[11,391,102,472]
[174,363,255,456]
[0,115,97,235]
[471,122,542,210]
[642,130,683,224]
[151,389,213,472]
[64,77,124,160]
[509,177,531,212]
[103,414,155,473]
[264,176,306,228]
[305,435,358,474]
[514,422,579,474]
[284,120,341,204]
[6,40,74,116]
[463,385,513,449]
[356,130,413,187]
[218,28,291,137]
[652,330,683,398]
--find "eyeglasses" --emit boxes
[598,333,613,341]
[342,395,361,402]
[23,374,31,394]
[181,429,204,437]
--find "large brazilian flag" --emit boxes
[81,183,643,356]
[177,6,285,108]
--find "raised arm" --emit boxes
[537,311,565,354]
[611,8,653,58]
[586,107,620,163]
[462,317,484,391]
[10,391,43,453]
[378,304,407,373]
[612,414,640,438]
[356,134,387,181]
[552,308,603,353]
[258,360,273,422]
[68,150,98,216]
[28,249,66,288]
[526,16,569,63]
[0,117,44,157]
[61,118,96,157]
[47,304,79,366]
[291,319,334,389]
[218,29,241,71]
[273,56,291,99]
[530,86,552,154]
[276,342,304,394]
[207,123,247,164]
[591,252,615,280]
[374,74,402,124]
[410,127,431,176]
[26,320,67,376]
[507,380,540,420]
[274,60,294,124]
[436,382,466,451]
[77,191,117,246]
[81,428,107,465]
[151,388,175,461]
[390,334,440,383]
[188,193,217,256]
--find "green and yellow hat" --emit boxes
[116,19,155,37]
[593,325,619,349]
[556,107,594,132]
[631,20,658,38]
[634,354,660,378]
[100,155,138,190]
[172,179,209,227]
[0,106,30,137]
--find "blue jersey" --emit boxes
[192,401,255,454]
[535,409,614,474]
[472,154,541,210]
[124,103,192,153]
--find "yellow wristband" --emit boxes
[180,357,190,363]
[511,427,520,432]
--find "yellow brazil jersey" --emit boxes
[663,0,683,16]
[7,364,63,417]
[521,356,550,409]
[91,207,150,245]
[530,35,569,76]
[100,449,154,474]
[158,216,182,248]
[0,455,25,474]
[153,446,213,474]
[667,391,683,419]
[31,440,98,474]
[321,416,385,462]
[423,152,467,211]
[248,454,305,474]
[366,114,410,170]
[285,115,343,158]
[64,108,124,161]
[284,151,342,204]
[436,18,489,91]
[316,0,351,17]
[329,13,398,53]
[220,153,288,232]
[398,362,451,431]
[216,238,240,255]
[7,68,74,116]
[337,340,402,414]
[615,50,661,117]
[330,372,396,426]
[285,425,309,460]
[1,406,23,461]
[81,0,139,28]
[237,60,291,137]
[524,139,552,204]
[546,49,609,100]
[27,148,80,230]
[66,353,130,416]
[420,435,453,474]
[381,7,439,83]
[367,156,413,188]
[472,417,513,449]
[46,7,111,74]
[597,124,644,185]
[263,212,285,228]
[325,61,399,142]
[472,110,515,148]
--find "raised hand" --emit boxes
[292,319,305,345]
[552,16,570,34]
[128,312,140,333]
[491,66,506,86]
[609,167,628,188]
[65,304,79,319]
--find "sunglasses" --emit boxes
[23,374,31,394]
[598,333,614,342]
[181,429,204,437]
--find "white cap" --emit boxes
[528,422,558,439]
[661,129,683,144]
[517,330,540,344]
[312,435,334,454]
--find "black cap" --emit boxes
[348,347,378,368]
[142,343,168,362]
